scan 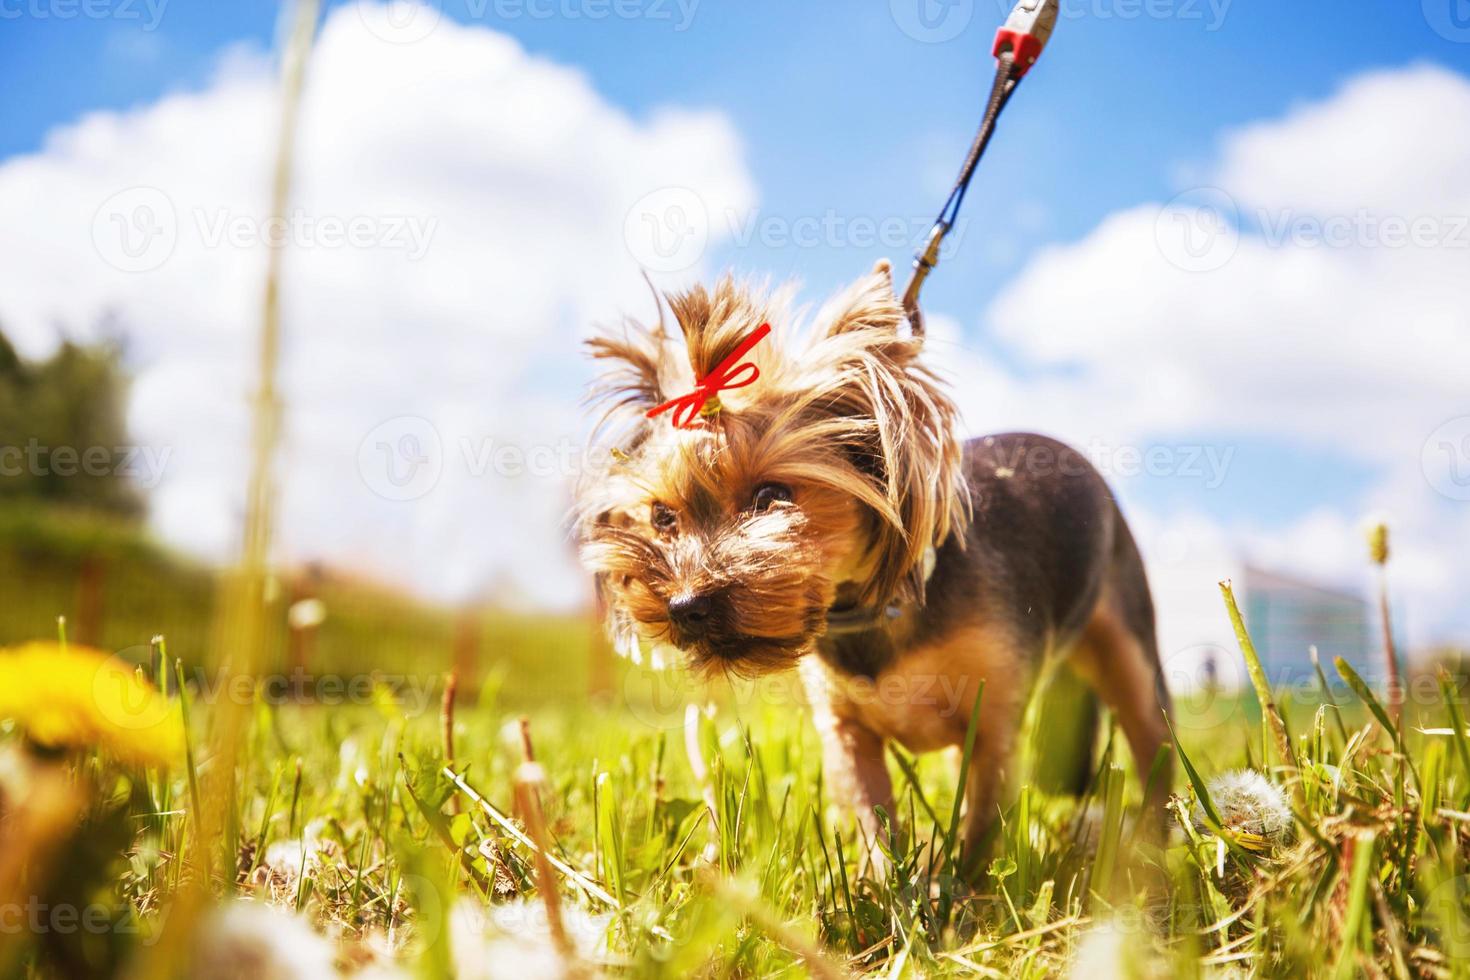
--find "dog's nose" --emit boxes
[667,593,714,634]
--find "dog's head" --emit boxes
[576,262,967,677]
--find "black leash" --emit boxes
[901,0,1059,338]
[824,1,1060,638]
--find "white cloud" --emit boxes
[0,4,755,607]
[1215,64,1470,220]
[963,62,1470,651]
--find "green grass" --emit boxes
[5,511,1470,976]
[7,637,1470,978]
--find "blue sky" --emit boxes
[11,2,1467,282]
[6,0,1465,330]
[2,1,1468,652]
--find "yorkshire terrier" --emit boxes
[576,260,1172,871]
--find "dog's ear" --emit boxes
[584,315,673,440]
[795,261,968,608]
[819,259,910,347]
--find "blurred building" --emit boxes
[1237,566,1372,681]
[1153,560,1373,693]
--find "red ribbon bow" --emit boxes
[646,322,772,429]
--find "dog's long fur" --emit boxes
[577,261,1172,868]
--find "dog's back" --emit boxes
[813,432,1172,856]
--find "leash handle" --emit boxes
[995,0,1059,78]
[902,0,1059,338]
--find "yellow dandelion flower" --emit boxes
[0,643,184,770]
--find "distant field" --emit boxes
[0,505,600,706]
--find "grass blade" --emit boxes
[943,681,985,871]
[1164,710,1222,828]
[1332,832,1376,980]
[1219,580,1297,786]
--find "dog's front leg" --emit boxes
[800,657,893,877]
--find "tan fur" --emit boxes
[801,623,1027,863]
[578,263,967,676]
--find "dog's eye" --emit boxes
[650,501,677,532]
[751,483,793,512]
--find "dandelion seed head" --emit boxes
[451,899,608,980]
[1067,920,1163,980]
[1196,769,1292,842]
[191,901,335,980]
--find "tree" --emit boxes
[0,326,144,519]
